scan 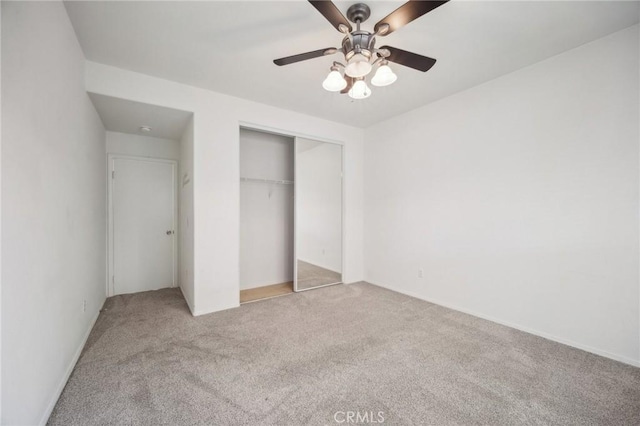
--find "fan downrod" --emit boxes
[346,3,371,24]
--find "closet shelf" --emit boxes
[240,177,294,185]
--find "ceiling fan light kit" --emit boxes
[274,0,449,100]
[371,61,397,87]
[348,79,372,99]
[322,68,348,92]
[345,53,372,78]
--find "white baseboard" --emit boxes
[179,285,196,316]
[39,309,101,425]
[179,285,239,316]
[192,303,239,317]
[368,280,640,368]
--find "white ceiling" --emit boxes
[88,93,192,140]
[67,1,639,128]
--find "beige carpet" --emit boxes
[296,260,341,290]
[49,283,640,425]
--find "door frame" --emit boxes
[107,154,178,297]
[237,121,346,296]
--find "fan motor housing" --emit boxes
[342,31,375,61]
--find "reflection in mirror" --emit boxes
[295,138,342,291]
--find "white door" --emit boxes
[111,157,176,295]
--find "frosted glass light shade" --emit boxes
[322,70,347,92]
[371,64,397,87]
[348,80,371,99]
[345,53,372,78]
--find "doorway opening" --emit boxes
[239,128,295,303]
[239,126,344,303]
[89,93,194,299]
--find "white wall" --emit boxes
[85,61,365,315]
[179,116,195,312]
[1,2,107,424]
[0,3,3,420]
[240,129,294,290]
[297,140,343,272]
[106,131,180,160]
[364,25,640,366]
[240,129,294,182]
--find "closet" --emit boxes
[239,127,343,303]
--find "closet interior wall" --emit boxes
[239,128,294,290]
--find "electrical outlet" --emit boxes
[83,299,87,312]
[418,269,424,278]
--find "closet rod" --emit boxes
[240,177,294,185]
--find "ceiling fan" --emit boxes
[273,0,449,99]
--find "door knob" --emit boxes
[166,230,174,235]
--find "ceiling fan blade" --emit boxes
[340,76,354,94]
[308,0,352,33]
[273,48,337,66]
[381,46,437,72]
[374,1,449,36]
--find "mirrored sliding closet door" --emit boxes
[294,137,343,291]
